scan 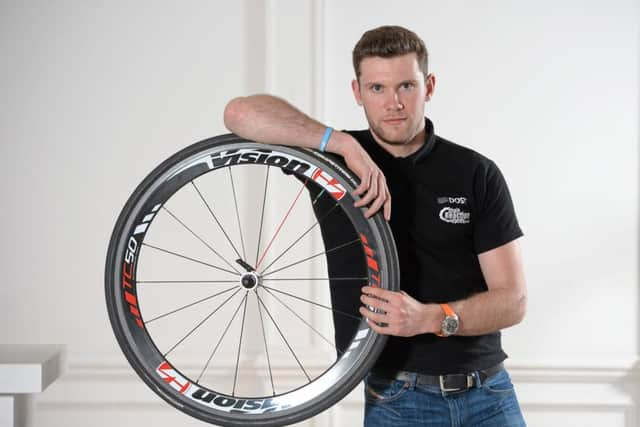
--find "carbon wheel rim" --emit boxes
[105,136,399,426]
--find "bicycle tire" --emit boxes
[105,134,399,426]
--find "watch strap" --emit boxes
[440,303,456,317]
[437,303,458,337]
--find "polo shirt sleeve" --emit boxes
[473,159,523,254]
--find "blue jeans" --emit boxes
[364,368,526,426]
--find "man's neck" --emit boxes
[370,126,426,159]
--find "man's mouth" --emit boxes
[383,117,407,125]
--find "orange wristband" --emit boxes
[440,303,455,317]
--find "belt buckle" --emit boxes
[439,375,460,392]
[438,374,475,393]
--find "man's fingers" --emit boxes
[360,294,387,310]
[380,175,391,221]
[359,306,387,323]
[354,170,390,220]
[364,175,389,218]
[364,197,384,218]
[362,287,402,309]
[362,285,384,297]
[353,170,372,197]
[345,148,389,219]
[354,171,379,208]
[362,285,393,298]
[364,318,388,335]
[383,193,391,221]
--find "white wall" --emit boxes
[0,0,638,426]
[324,0,639,361]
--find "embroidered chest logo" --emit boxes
[437,196,471,224]
[437,196,467,205]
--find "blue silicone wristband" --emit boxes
[319,127,333,152]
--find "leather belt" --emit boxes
[371,362,504,393]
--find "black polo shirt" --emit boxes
[316,117,523,375]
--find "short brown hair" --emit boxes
[352,25,428,79]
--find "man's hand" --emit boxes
[359,286,439,337]
[224,95,391,221]
[332,135,391,221]
[359,240,527,338]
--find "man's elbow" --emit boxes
[223,96,248,133]
[513,292,527,325]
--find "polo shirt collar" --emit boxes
[409,117,437,164]
[365,117,436,165]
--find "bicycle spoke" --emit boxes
[228,168,247,260]
[261,285,362,322]
[164,288,241,358]
[137,280,238,284]
[262,277,367,282]
[191,181,243,261]
[262,287,342,356]
[261,238,361,277]
[255,180,308,270]
[161,206,241,274]
[310,188,327,205]
[255,289,276,396]
[260,202,339,274]
[256,289,311,382]
[142,242,239,276]
[145,286,237,324]
[232,293,249,396]
[254,166,270,266]
[196,292,248,384]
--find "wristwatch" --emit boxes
[437,303,459,337]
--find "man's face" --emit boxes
[352,53,435,147]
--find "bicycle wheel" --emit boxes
[105,134,399,426]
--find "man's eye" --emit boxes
[401,82,414,90]
[371,85,383,93]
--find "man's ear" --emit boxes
[425,73,436,102]
[351,79,363,106]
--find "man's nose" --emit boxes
[385,91,404,110]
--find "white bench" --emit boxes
[0,345,65,427]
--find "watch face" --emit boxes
[441,316,459,335]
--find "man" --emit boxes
[224,25,527,427]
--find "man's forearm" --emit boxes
[359,284,526,338]
[445,238,527,336]
[224,94,354,157]
[448,287,527,336]
[417,288,526,337]
[223,94,393,220]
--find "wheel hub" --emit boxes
[240,271,261,290]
